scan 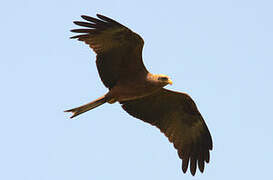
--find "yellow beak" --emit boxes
[168,79,173,85]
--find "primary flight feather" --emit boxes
[65,14,213,176]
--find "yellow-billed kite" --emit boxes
[65,14,213,176]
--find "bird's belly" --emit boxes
[108,85,160,102]
[116,92,150,102]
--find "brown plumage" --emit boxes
[65,14,213,176]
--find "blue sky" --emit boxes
[1,0,273,179]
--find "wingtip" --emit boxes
[96,14,105,20]
[96,13,104,18]
[182,161,196,176]
[81,15,89,19]
[205,152,210,163]
[73,21,84,26]
[69,34,88,39]
[182,157,189,174]
[190,169,196,176]
[182,167,187,174]
[199,163,205,173]
[96,14,117,24]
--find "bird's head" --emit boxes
[148,74,173,86]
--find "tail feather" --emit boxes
[64,96,107,118]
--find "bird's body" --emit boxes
[107,73,171,102]
[65,14,213,176]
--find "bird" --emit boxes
[65,14,213,176]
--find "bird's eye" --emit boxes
[158,77,168,81]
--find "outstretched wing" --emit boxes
[71,14,148,89]
[121,88,213,175]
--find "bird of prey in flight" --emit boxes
[65,14,213,176]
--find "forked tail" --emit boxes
[64,95,107,118]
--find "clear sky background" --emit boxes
[1,0,273,179]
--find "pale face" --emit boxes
[146,73,173,87]
[157,75,173,85]
[150,74,173,86]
